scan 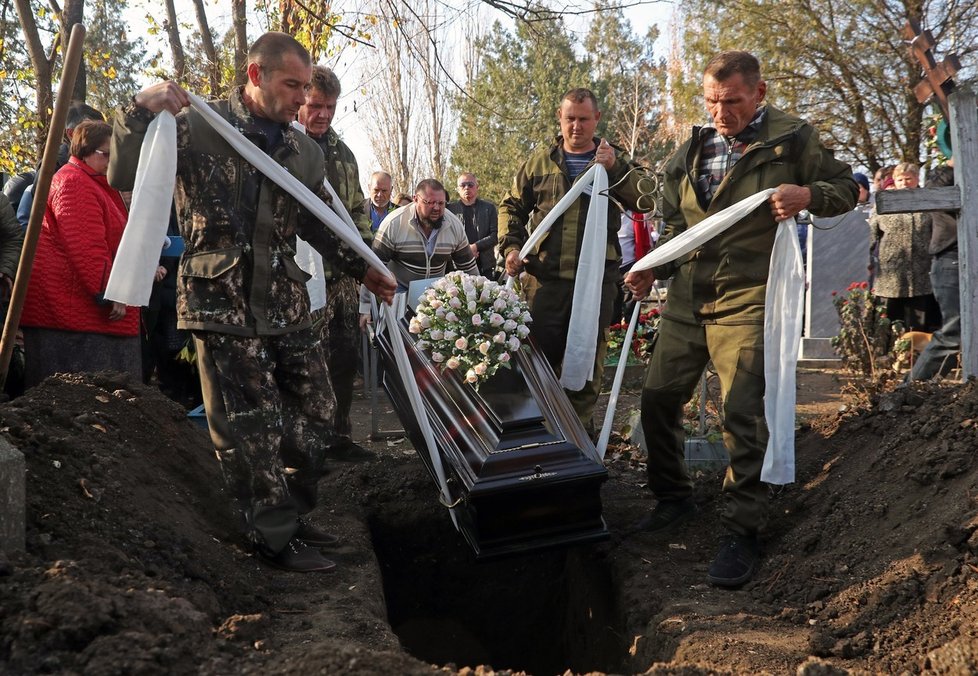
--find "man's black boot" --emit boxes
[258,538,337,573]
[707,533,760,587]
[296,517,340,547]
[634,497,698,534]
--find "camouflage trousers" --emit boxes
[313,275,361,440]
[193,328,337,554]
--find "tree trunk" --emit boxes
[13,0,53,158]
[61,0,85,101]
[231,0,247,87]
[163,0,185,79]
[191,0,221,94]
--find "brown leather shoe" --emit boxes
[296,517,340,547]
[258,538,336,573]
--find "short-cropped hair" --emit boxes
[704,51,762,86]
[561,88,599,112]
[415,178,446,195]
[310,65,341,98]
[248,31,311,73]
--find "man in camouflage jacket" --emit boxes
[500,88,648,432]
[298,65,373,458]
[108,32,395,573]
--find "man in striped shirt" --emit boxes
[368,178,478,293]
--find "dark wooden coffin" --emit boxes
[374,308,609,560]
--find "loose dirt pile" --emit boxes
[1,370,977,674]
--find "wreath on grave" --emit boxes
[408,271,532,387]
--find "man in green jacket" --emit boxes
[298,65,373,460]
[108,32,395,574]
[626,51,857,587]
[500,88,647,433]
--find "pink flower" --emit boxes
[473,362,488,375]
[479,341,491,355]
[455,337,468,350]
[446,356,460,369]
[465,370,478,383]
[471,314,483,326]
[499,352,511,363]
[431,352,445,363]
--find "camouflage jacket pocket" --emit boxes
[177,247,250,330]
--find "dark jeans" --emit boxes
[909,250,960,380]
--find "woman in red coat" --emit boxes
[21,120,140,387]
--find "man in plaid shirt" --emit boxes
[626,51,857,588]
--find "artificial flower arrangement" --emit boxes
[408,271,532,387]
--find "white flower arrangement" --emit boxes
[408,271,532,387]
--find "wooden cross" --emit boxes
[876,88,978,378]
[903,19,961,122]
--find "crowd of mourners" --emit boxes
[0,36,961,586]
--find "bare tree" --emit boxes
[192,0,221,94]
[13,0,57,158]
[162,0,185,79]
[363,2,419,194]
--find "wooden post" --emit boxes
[0,24,86,387]
[950,87,978,378]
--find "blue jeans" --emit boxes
[909,250,960,380]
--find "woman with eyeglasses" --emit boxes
[20,119,140,387]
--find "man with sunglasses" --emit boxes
[448,173,498,278]
[500,87,647,435]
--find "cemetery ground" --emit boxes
[2,363,978,675]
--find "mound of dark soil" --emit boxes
[1,369,977,674]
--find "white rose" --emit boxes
[493,298,507,311]
[521,311,532,323]
[465,369,478,383]
[431,352,445,363]
[508,337,521,350]
[436,307,446,318]
[471,314,483,326]
[468,300,477,313]
[446,356,460,369]
[429,299,443,309]
[409,319,422,334]
[418,314,432,328]
[489,313,504,327]
[499,352,511,363]
[493,331,506,344]
[517,325,530,337]
[446,312,458,323]
[479,341,491,355]
[449,297,462,309]
[444,329,457,340]
[430,329,444,340]
[503,319,517,331]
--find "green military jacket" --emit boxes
[309,127,372,281]
[658,105,857,326]
[108,88,368,337]
[499,135,648,282]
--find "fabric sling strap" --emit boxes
[506,163,608,391]
[105,95,460,523]
[615,187,803,484]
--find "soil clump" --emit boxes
[1,367,977,674]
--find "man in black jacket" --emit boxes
[447,172,498,278]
